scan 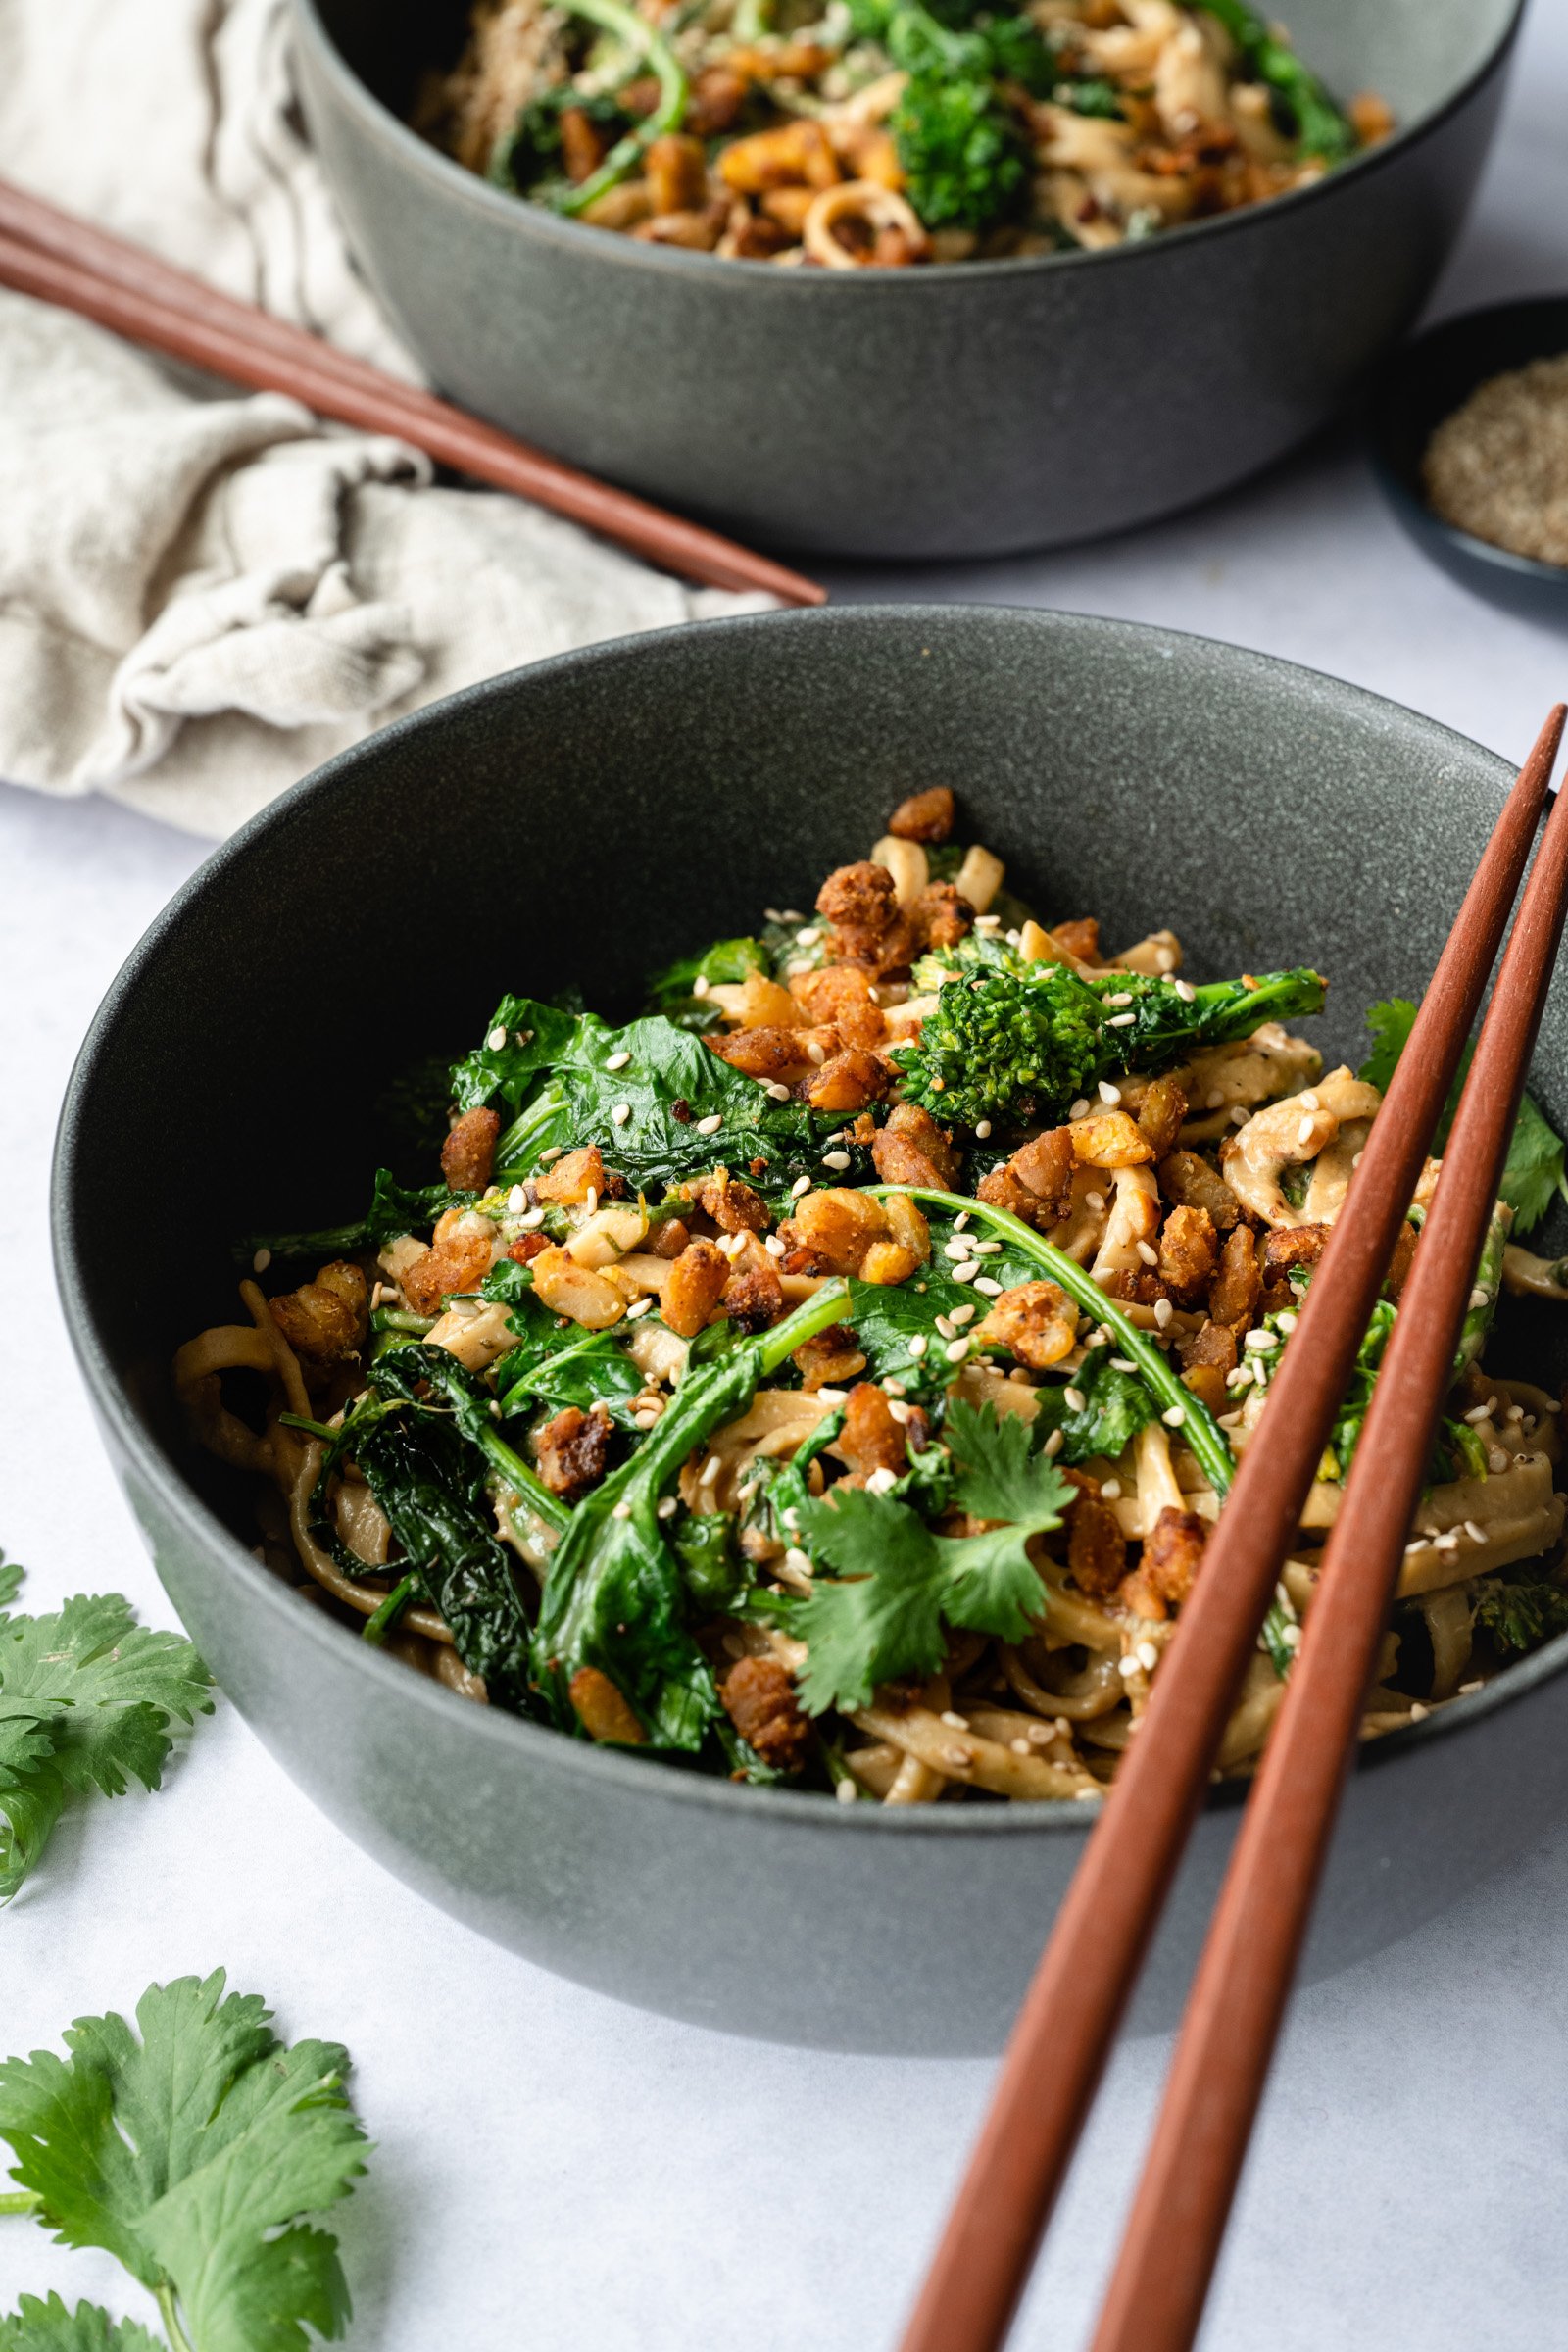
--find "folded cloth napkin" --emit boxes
[0,0,768,836]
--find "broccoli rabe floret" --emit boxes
[891,954,1326,1130]
[1470,1575,1568,1657]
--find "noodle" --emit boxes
[176,793,1568,1800]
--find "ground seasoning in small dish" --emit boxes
[1423,353,1568,567]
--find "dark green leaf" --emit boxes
[1031,1346,1155,1465]
[0,2296,165,2352]
[1359,997,1568,1235]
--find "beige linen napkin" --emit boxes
[0,0,767,836]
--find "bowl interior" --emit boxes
[315,0,1517,213]
[60,605,1568,1595]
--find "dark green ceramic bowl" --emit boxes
[290,0,1521,559]
[53,607,1568,2052]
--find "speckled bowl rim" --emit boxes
[292,0,1526,289]
[51,603,1568,1841]
[1368,295,1568,597]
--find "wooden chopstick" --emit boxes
[1089,760,1568,2352]
[899,703,1568,2352]
[0,182,825,607]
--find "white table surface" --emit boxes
[5,9,1568,2344]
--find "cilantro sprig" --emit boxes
[0,1973,369,2352]
[0,1557,212,1903]
[774,1399,1072,1713]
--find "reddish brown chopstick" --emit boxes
[0,185,825,607]
[1090,763,1568,2352]
[899,704,1568,2352]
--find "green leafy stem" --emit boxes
[547,0,689,217]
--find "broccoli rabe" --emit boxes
[1471,1574,1568,1656]
[891,952,1326,1130]
[1195,0,1356,160]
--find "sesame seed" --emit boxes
[1136,1641,1159,1672]
[1005,929,1021,947]
[1297,1116,1316,1145]
[942,1744,973,1771]
[822,1150,852,1171]
[1086,1191,1105,1211]
[1069,1098,1091,1121]
[1102,1478,1122,1500]
[487,1025,508,1050]
[1109,1355,1137,1373]
[807,1041,827,1065]
[1098,1081,1120,1104]
[782,910,805,925]
[969,1238,1003,1253]
[1010,1738,1032,1756]
[935,1314,956,1340]
[1042,1427,1063,1457]
[696,1113,723,1136]
[1064,1386,1087,1411]
[1488,1447,1510,1474]
[539,1146,564,1163]
[252,1247,271,1274]
[952,1262,978,1285]
[1118,1655,1141,1680]
[763,1235,786,1258]
[507,1184,528,1212]
[943,1238,972,1262]
[488,1399,502,1420]
[657,1495,678,1520]
[1106,1011,1136,1028]
[975,913,1002,931]
[612,1102,632,1126]
[1104,991,1133,1007]
[1218,1410,1243,1429]
[1154,947,1175,972]
[835,1778,858,1805]
[887,1398,911,1423]
[1162,1404,1187,1428]
[1282,1624,1302,1649]
[612,1501,632,1520]
[1136,1240,1158,1266]
[1153,1298,1173,1329]
[940,1709,968,1729]
[1469,1287,1490,1310]
[766,1082,792,1102]
[796,926,820,947]
[975,1119,993,1139]
[949,1303,976,1328]
[945,1338,971,1365]
[1458,1679,1485,1695]
[865,1467,899,1494]
[693,976,710,998]
[764,907,784,924]
[698,1456,723,1489]
[906,1335,927,1358]
[583,1188,598,1216]
[1463,1519,1487,1544]
[1205,1090,1225,1108]
[791,1175,811,1199]
[816,1387,849,1406]
[1230,1105,1250,1126]
[1408,1703,1430,1723]
[1352,1151,1364,1167]
[884,1377,906,1396]
[1245,1330,1272,1350]
[1436,1531,1460,1551]
[973,1276,1004,1296]
[1075,1786,1102,1801]
[606,1051,632,1071]
[625,1296,654,1321]
[954,1211,970,1230]
[788,960,811,977]
[515,1207,545,1231]
[1174,979,1196,1004]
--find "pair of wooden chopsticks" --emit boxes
[904,702,1568,2352]
[0,176,824,608]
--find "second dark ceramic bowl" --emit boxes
[54,605,1568,2054]
[291,0,1522,560]
[1369,295,1568,626]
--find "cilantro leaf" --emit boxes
[785,1404,1068,1712]
[1360,997,1568,1234]
[789,1488,950,1714]
[0,1972,369,2352]
[0,2297,165,2352]
[1031,1346,1155,1466]
[0,1580,213,1902]
[0,1552,22,1620]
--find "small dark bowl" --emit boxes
[290,0,1522,560]
[53,606,1568,2053]
[1369,296,1568,626]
